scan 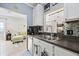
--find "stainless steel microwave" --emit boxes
[67,30,73,35]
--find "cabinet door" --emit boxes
[46,14,52,25]
[33,4,43,26]
[65,3,79,19]
[28,36,33,55]
[57,11,64,24]
[33,38,40,56]
[52,20,57,33]
[33,7,37,26]
[46,14,50,22]
[54,46,78,56]
[40,40,54,56]
[50,13,58,33]
[49,14,55,21]
[33,43,40,56]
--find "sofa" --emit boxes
[11,32,27,44]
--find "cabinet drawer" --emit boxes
[33,37,40,44]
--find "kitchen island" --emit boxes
[28,34,79,56]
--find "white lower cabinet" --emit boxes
[54,46,78,56]
[33,38,54,56]
[39,40,54,56]
[33,38,41,56]
[33,43,40,56]
[32,37,79,56]
[28,36,33,55]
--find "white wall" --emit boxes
[0,18,6,40]
[0,15,27,40]
[0,7,27,40]
[6,16,27,36]
[0,3,33,27]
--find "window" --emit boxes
[0,22,4,31]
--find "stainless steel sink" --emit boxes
[38,35,58,41]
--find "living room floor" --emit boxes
[0,39,31,56]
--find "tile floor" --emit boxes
[0,39,31,56]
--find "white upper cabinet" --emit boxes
[64,3,79,20]
[45,8,64,33]
[33,4,44,26]
[46,8,64,25]
[57,11,64,24]
[45,13,57,33]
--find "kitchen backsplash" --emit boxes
[64,22,79,37]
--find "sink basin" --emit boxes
[38,35,58,41]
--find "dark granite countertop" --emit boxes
[30,35,79,54]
